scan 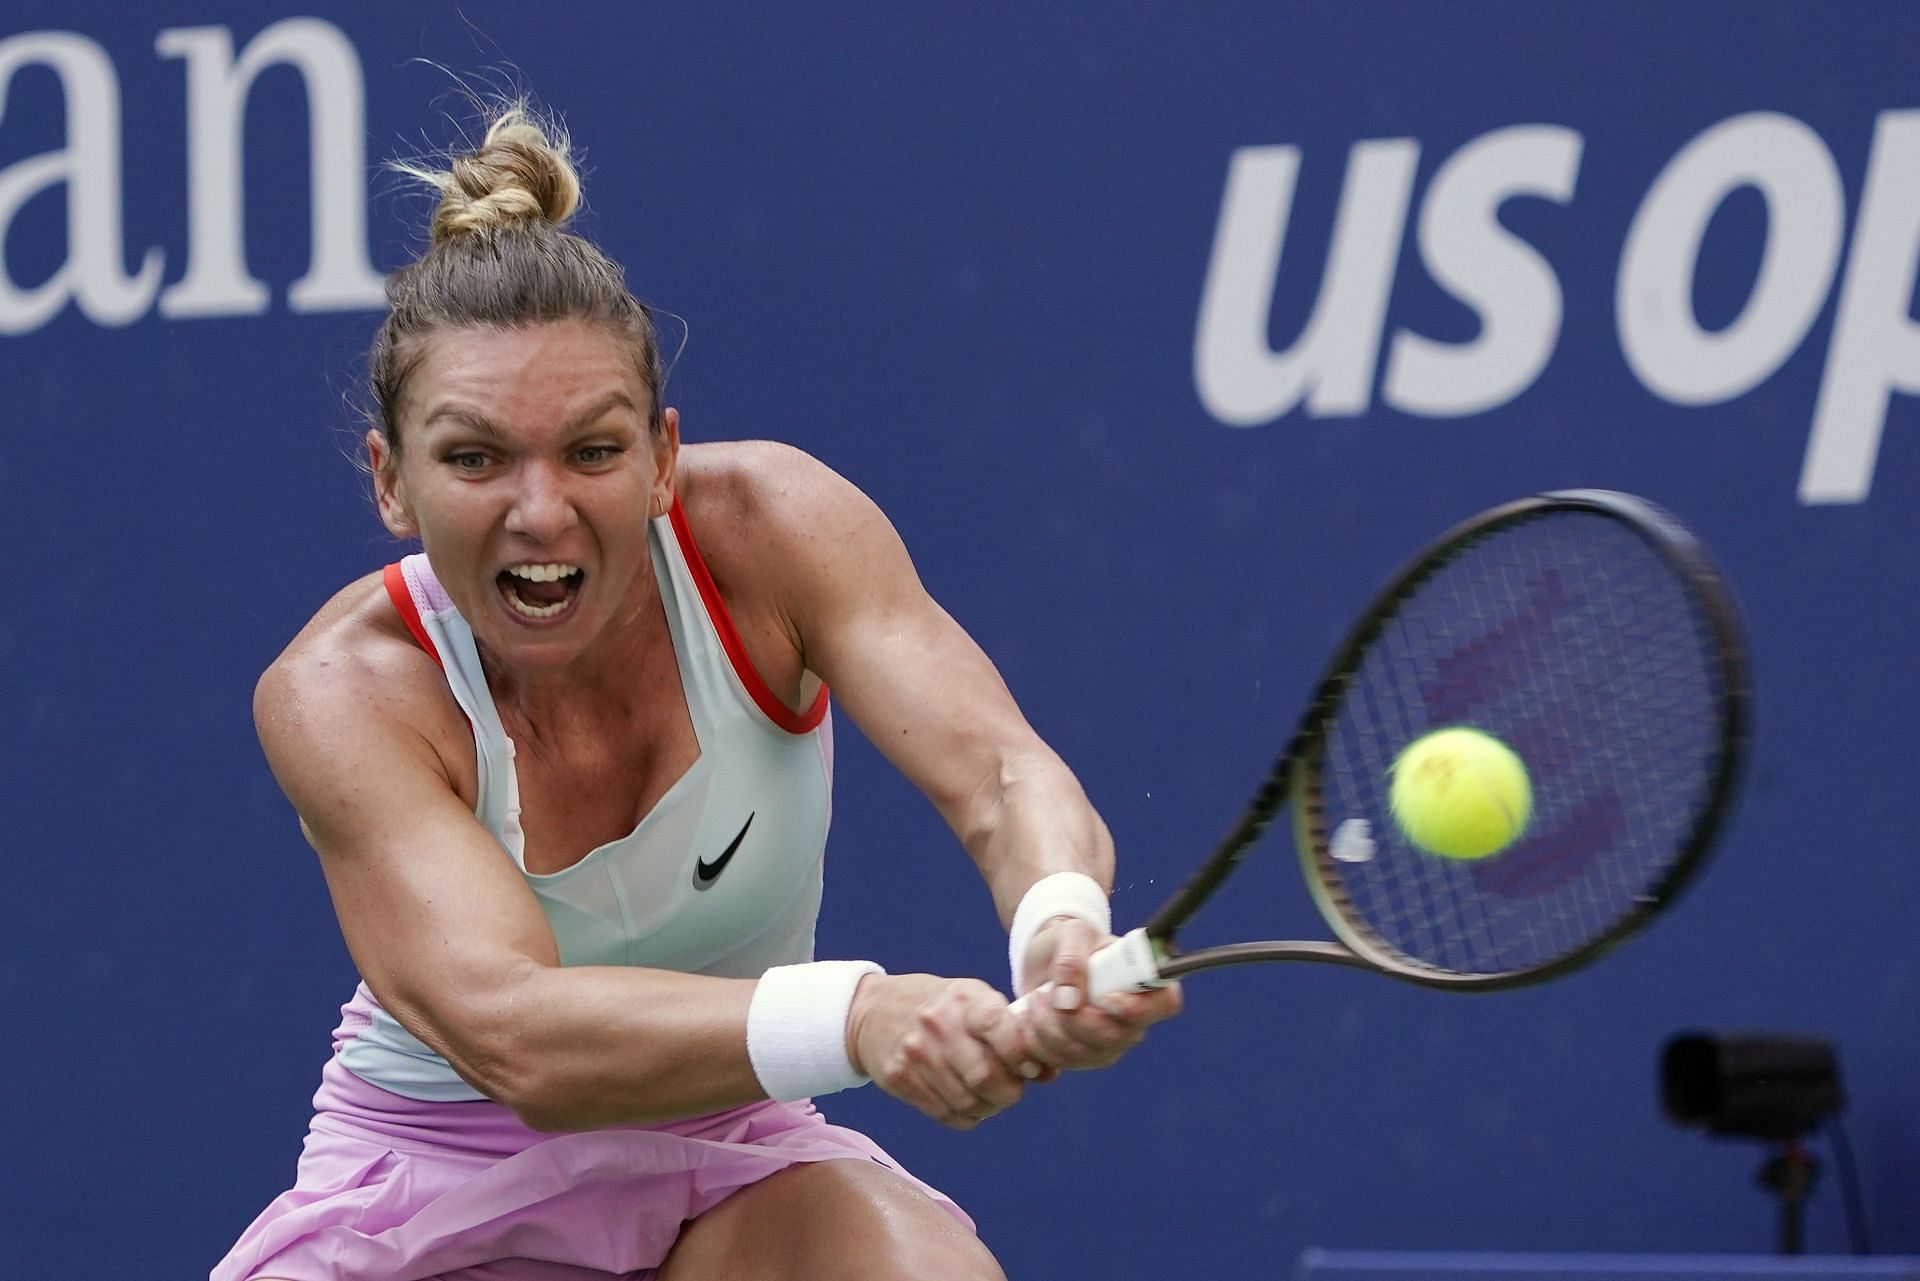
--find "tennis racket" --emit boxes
[1034,488,1749,1002]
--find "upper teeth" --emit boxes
[506,563,579,582]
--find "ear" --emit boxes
[366,429,418,538]
[649,406,682,517]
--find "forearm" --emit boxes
[954,745,1115,927]
[474,963,763,1130]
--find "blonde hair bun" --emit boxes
[404,104,582,243]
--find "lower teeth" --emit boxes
[508,592,570,619]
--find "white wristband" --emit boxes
[746,960,884,1102]
[1008,871,1111,995]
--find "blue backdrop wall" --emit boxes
[3,4,1916,1277]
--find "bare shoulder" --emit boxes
[254,571,470,810]
[676,440,907,588]
[677,439,871,527]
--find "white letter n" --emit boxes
[157,18,384,318]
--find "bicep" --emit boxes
[257,665,556,1079]
[312,780,557,1035]
[783,479,1049,825]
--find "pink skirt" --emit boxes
[213,1055,970,1281]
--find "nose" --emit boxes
[503,462,579,541]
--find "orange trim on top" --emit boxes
[667,497,829,735]
[383,562,443,669]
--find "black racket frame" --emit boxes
[1137,489,1751,991]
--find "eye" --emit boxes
[575,444,623,464]
[445,450,491,471]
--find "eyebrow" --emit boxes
[420,391,640,439]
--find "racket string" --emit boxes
[1311,511,1731,976]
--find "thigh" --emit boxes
[259,1266,630,1281]
[430,1264,639,1280]
[657,1158,1003,1281]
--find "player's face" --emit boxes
[368,319,678,671]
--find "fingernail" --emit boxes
[1019,1062,1041,1079]
[1052,984,1083,1011]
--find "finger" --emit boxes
[1019,999,1108,1066]
[1015,978,1139,1065]
[905,1078,971,1128]
[1011,965,1175,1072]
[951,1040,1026,1112]
[1068,1004,1149,1057]
[929,1004,1026,1112]
[1012,993,1074,1067]
[904,1057,984,1127]
[1023,998,1146,1068]
[1043,917,1100,1012]
[911,1080,981,1130]
[918,1046,1020,1123]
[876,1055,970,1128]
[968,1001,1047,1082]
[913,1005,1024,1119]
[1095,979,1183,1025]
[944,979,1049,1079]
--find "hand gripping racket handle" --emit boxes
[1008,927,1165,1015]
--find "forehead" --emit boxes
[408,320,649,430]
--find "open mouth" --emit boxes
[498,562,585,621]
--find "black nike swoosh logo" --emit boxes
[693,813,754,890]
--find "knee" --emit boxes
[664,1158,1004,1281]
[793,1160,1003,1281]
[824,1163,1004,1281]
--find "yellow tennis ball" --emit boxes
[1389,728,1532,860]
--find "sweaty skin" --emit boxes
[258,321,1177,1138]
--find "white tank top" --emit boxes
[334,500,835,1101]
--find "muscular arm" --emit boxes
[256,596,762,1131]
[751,453,1114,929]
[265,567,1039,1133]
[743,449,1179,1063]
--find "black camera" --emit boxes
[1662,1032,1843,1141]
[1659,1031,1852,1255]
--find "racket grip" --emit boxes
[1087,927,1166,998]
[1009,927,1164,1015]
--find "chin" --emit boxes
[476,614,598,673]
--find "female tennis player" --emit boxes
[213,104,1178,1281]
